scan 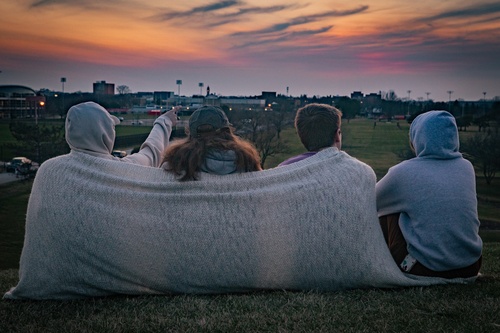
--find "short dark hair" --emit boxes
[295,103,342,151]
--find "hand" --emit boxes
[164,106,181,126]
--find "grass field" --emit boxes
[1,117,499,332]
[1,244,499,332]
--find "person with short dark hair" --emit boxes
[162,106,261,181]
[278,103,342,166]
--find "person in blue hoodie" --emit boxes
[162,106,262,180]
[376,111,482,278]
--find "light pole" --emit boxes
[407,90,411,115]
[176,80,182,105]
[483,92,487,116]
[199,82,204,95]
[447,90,453,112]
[61,77,66,117]
[35,101,45,125]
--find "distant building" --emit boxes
[364,92,382,105]
[153,91,174,104]
[220,97,266,111]
[261,91,277,99]
[350,91,364,100]
[93,81,115,95]
[0,85,46,119]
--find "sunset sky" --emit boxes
[1,0,499,101]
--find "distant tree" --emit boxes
[229,110,289,168]
[462,132,500,185]
[253,127,287,168]
[456,115,473,131]
[116,85,131,95]
[9,121,68,163]
[335,97,360,122]
[381,90,398,101]
[269,110,294,139]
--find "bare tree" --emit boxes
[9,121,67,163]
[230,110,290,168]
[253,125,288,168]
[116,85,131,95]
[269,111,293,139]
[462,132,500,185]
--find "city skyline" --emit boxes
[1,1,499,102]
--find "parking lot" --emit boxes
[0,171,19,185]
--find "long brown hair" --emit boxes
[162,127,262,181]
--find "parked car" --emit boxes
[131,120,143,126]
[5,157,31,173]
[111,150,128,158]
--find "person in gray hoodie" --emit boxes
[66,101,178,166]
[376,110,482,278]
[162,105,261,180]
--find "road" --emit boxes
[0,172,20,185]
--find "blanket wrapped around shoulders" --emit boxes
[4,148,473,300]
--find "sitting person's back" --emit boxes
[376,111,482,278]
[162,106,262,180]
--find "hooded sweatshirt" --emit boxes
[376,111,482,271]
[200,150,239,175]
[66,101,173,167]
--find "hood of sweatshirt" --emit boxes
[200,150,238,175]
[409,110,462,159]
[65,102,120,157]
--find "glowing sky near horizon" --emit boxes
[1,0,499,101]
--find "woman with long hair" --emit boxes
[162,106,262,181]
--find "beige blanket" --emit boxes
[4,148,473,300]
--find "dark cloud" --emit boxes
[31,0,107,7]
[190,0,241,14]
[229,5,291,16]
[151,0,241,21]
[232,6,368,36]
[232,26,334,49]
[30,0,130,10]
[425,2,500,21]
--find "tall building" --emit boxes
[93,81,115,95]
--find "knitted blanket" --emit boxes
[4,148,473,300]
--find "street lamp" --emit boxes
[35,101,45,125]
[407,90,411,115]
[199,82,204,95]
[447,90,453,112]
[61,77,66,117]
[176,80,182,105]
[483,92,487,115]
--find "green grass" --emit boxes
[115,125,154,136]
[267,119,410,176]
[0,123,16,144]
[1,243,499,332]
[0,181,32,270]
